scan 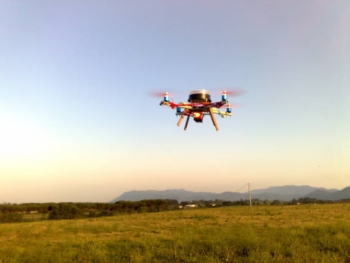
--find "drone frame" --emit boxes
[160,99,232,131]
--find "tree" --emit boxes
[49,203,84,220]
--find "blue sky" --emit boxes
[1,0,349,203]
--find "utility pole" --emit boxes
[248,183,252,207]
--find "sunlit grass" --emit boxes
[1,204,350,262]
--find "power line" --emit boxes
[234,183,248,193]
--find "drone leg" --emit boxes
[184,115,190,131]
[209,108,219,131]
[177,111,186,127]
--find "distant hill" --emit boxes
[111,185,348,203]
[111,189,220,203]
[251,185,337,196]
[305,186,350,201]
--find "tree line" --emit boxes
[1,197,349,223]
[0,199,178,223]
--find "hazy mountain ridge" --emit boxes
[111,185,349,203]
[305,186,350,201]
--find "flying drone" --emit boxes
[157,89,240,131]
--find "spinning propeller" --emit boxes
[148,91,176,98]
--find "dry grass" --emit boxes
[1,203,350,262]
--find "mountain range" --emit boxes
[111,185,350,203]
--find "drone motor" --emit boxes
[188,90,211,103]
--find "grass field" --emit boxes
[1,203,350,263]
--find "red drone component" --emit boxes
[192,112,204,122]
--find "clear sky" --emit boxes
[1,0,349,203]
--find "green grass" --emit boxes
[1,204,350,262]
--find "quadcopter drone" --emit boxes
[158,89,238,131]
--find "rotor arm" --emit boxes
[210,108,232,118]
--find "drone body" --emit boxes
[159,89,234,131]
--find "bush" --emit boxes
[0,212,23,223]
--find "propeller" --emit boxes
[148,88,244,98]
[147,91,176,98]
[215,88,244,97]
